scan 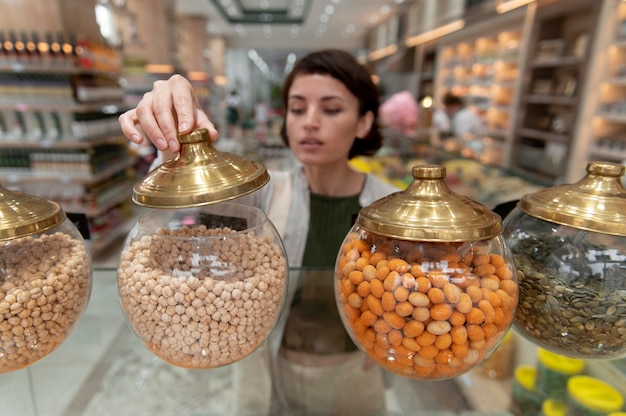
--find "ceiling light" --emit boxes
[320,14,329,23]
[380,5,390,15]
[369,14,379,23]
[260,0,269,9]
[325,5,335,15]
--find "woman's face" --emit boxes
[285,73,372,167]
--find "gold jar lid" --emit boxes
[518,161,626,236]
[357,165,502,241]
[0,184,66,241]
[133,129,270,208]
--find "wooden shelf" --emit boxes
[0,157,136,185]
[596,112,626,123]
[0,102,126,113]
[517,127,570,144]
[0,63,121,77]
[525,94,578,106]
[531,55,583,68]
[0,135,125,149]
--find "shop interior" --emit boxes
[1,0,626,415]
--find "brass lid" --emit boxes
[519,161,626,236]
[0,184,66,241]
[357,165,502,241]
[133,129,270,208]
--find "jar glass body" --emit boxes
[503,208,626,359]
[334,225,518,379]
[0,219,92,373]
[117,202,288,369]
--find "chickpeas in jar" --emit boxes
[335,229,518,379]
[117,204,288,369]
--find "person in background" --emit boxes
[379,90,419,137]
[119,48,399,416]
[226,89,243,139]
[442,92,485,138]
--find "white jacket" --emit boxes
[235,166,399,267]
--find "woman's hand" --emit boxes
[119,74,219,153]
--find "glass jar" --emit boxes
[118,129,288,369]
[542,399,568,416]
[535,348,585,402]
[118,203,287,369]
[0,185,92,373]
[335,165,518,379]
[511,364,544,416]
[566,376,624,416]
[503,162,626,359]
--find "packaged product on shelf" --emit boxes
[511,364,544,416]
[535,348,585,402]
[566,376,624,416]
[540,399,567,416]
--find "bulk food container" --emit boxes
[0,185,92,373]
[117,129,288,369]
[503,161,626,360]
[335,165,518,379]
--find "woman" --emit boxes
[119,49,399,415]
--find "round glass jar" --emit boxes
[118,203,288,369]
[503,161,626,359]
[118,129,288,369]
[0,185,92,373]
[335,165,518,379]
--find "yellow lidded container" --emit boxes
[541,399,567,416]
[536,348,585,401]
[566,376,624,416]
[511,365,543,416]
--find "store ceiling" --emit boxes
[175,0,405,51]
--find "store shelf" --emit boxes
[510,0,602,181]
[0,47,138,255]
[525,94,579,106]
[566,0,626,181]
[0,134,125,148]
[0,157,136,185]
[435,11,526,158]
[517,127,570,144]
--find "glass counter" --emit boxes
[0,267,518,416]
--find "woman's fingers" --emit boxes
[118,74,217,152]
[118,109,144,145]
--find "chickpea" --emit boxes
[118,226,287,369]
[1,232,90,373]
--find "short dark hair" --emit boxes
[280,49,384,159]
[442,92,464,107]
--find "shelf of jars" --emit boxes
[438,28,523,143]
[586,3,626,165]
[0,32,137,253]
[509,0,601,183]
